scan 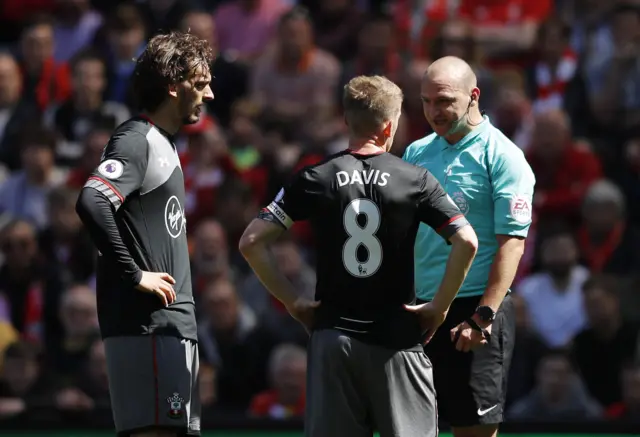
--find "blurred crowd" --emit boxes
[0,0,638,427]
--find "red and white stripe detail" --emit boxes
[84,176,124,210]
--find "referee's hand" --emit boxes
[136,271,177,306]
[404,302,447,344]
[450,321,489,352]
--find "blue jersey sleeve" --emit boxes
[490,146,536,237]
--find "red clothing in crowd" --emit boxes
[180,151,241,229]
[392,0,455,58]
[249,390,305,419]
[22,58,72,112]
[458,0,551,26]
[527,144,602,222]
[2,0,54,21]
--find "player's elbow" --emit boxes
[239,228,264,258]
[450,225,479,255]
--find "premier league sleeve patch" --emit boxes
[98,159,124,180]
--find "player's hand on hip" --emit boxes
[450,321,490,352]
[404,302,447,344]
[287,297,321,333]
[136,271,177,306]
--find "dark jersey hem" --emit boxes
[117,425,200,437]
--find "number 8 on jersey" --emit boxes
[342,198,382,278]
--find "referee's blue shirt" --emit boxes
[403,116,536,301]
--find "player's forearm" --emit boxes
[479,236,525,313]
[76,188,142,287]
[240,243,300,308]
[431,227,478,312]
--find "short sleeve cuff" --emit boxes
[437,215,469,240]
[494,225,530,238]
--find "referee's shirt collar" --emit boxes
[440,115,491,149]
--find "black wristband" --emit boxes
[466,317,491,342]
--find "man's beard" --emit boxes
[547,262,573,280]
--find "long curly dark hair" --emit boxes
[131,31,215,112]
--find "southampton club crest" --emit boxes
[167,392,184,419]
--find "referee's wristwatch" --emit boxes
[466,306,496,341]
[474,305,496,324]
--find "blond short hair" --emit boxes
[343,75,403,137]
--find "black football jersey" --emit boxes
[263,149,467,349]
[78,116,196,340]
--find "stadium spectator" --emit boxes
[52,0,103,63]
[199,361,218,412]
[308,0,362,62]
[391,0,457,58]
[43,49,129,164]
[181,116,241,228]
[197,278,277,411]
[340,13,402,90]
[490,75,535,150]
[40,187,95,286]
[53,338,107,412]
[458,0,553,54]
[606,363,640,422]
[178,9,249,127]
[96,1,148,105]
[18,14,71,112]
[215,0,291,63]
[65,126,110,188]
[524,16,591,133]
[526,109,602,225]
[249,343,306,419]
[573,275,640,408]
[0,341,52,418]
[0,53,40,171]
[46,284,98,381]
[506,292,547,407]
[191,219,238,296]
[507,350,603,421]
[240,234,315,323]
[0,220,63,343]
[213,178,259,253]
[0,126,65,230]
[250,7,341,140]
[578,180,640,276]
[616,137,640,226]
[589,3,640,135]
[518,228,589,348]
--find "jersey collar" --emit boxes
[440,115,491,149]
[346,148,386,156]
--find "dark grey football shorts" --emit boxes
[104,335,201,436]
[305,329,438,437]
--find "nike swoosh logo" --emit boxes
[477,405,498,416]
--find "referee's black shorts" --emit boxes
[421,293,515,427]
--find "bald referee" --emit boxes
[403,56,536,437]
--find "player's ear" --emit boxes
[383,122,392,139]
[168,84,179,98]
